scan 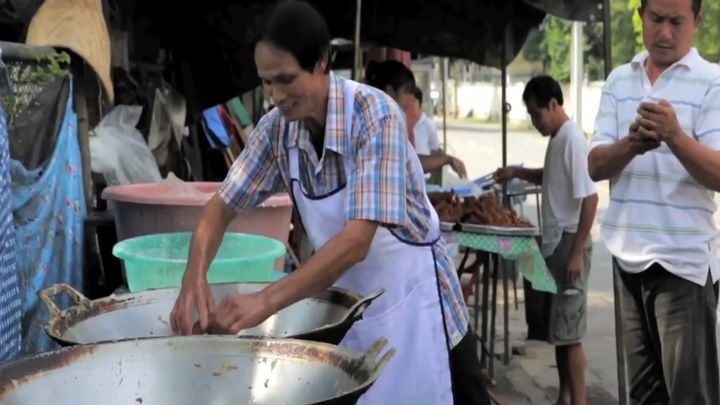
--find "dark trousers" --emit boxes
[449,328,491,405]
[617,262,720,405]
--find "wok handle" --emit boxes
[39,283,91,319]
[342,288,385,324]
[373,348,396,374]
[362,337,396,374]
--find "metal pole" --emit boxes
[501,13,509,206]
[73,64,94,211]
[500,2,511,367]
[601,0,626,402]
[603,0,613,77]
[352,0,362,81]
[502,259,510,365]
[0,41,56,62]
[571,22,584,129]
[442,58,448,153]
[441,58,448,185]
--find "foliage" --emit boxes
[0,51,70,121]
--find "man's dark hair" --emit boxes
[365,60,416,93]
[640,0,702,17]
[413,87,423,105]
[523,75,564,108]
[259,0,330,72]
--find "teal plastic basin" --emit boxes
[113,232,286,292]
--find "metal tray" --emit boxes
[460,223,540,237]
[439,221,457,232]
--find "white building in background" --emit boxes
[416,57,605,135]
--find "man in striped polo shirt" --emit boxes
[589,0,720,402]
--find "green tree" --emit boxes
[696,0,720,61]
[612,0,642,67]
[522,17,605,82]
[545,17,572,82]
[522,27,547,71]
[584,22,605,81]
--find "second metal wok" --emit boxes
[0,336,395,405]
[41,283,383,346]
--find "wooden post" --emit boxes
[352,0,363,81]
[72,60,94,210]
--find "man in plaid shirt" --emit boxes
[171,1,490,403]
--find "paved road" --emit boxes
[441,120,720,402]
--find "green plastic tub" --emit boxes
[113,232,286,292]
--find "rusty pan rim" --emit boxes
[0,335,394,402]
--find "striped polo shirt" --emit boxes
[591,48,720,286]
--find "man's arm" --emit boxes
[514,168,544,185]
[420,154,453,172]
[419,154,467,178]
[588,133,651,181]
[566,194,598,283]
[571,194,598,261]
[494,166,543,185]
[172,114,283,334]
[665,134,720,191]
[586,73,662,181]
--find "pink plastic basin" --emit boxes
[102,182,293,270]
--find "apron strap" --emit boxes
[341,79,359,175]
[343,79,359,139]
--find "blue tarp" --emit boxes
[11,80,86,354]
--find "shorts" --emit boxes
[544,232,592,346]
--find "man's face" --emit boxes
[641,0,699,67]
[526,97,554,137]
[255,41,327,121]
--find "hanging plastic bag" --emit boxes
[89,105,162,185]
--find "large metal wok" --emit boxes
[41,283,383,346]
[0,336,395,405]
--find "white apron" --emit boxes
[288,79,453,404]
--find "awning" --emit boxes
[3,0,603,110]
[136,0,549,109]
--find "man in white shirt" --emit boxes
[495,75,598,405]
[588,0,720,402]
[412,88,442,156]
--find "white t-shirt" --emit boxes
[541,120,598,257]
[414,113,440,155]
[590,48,720,286]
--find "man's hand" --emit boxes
[636,100,683,144]
[171,274,215,335]
[493,166,516,184]
[212,291,275,334]
[567,253,582,284]
[449,156,467,178]
[627,121,661,155]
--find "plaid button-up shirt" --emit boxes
[219,73,469,348]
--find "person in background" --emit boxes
[588,0,720,402]
[495,76,598,405]
[411,87,443,157]
[0,104,21,363]
[365,60,467,179]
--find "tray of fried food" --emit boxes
[428,191,462,231]
[459,195,539,236]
